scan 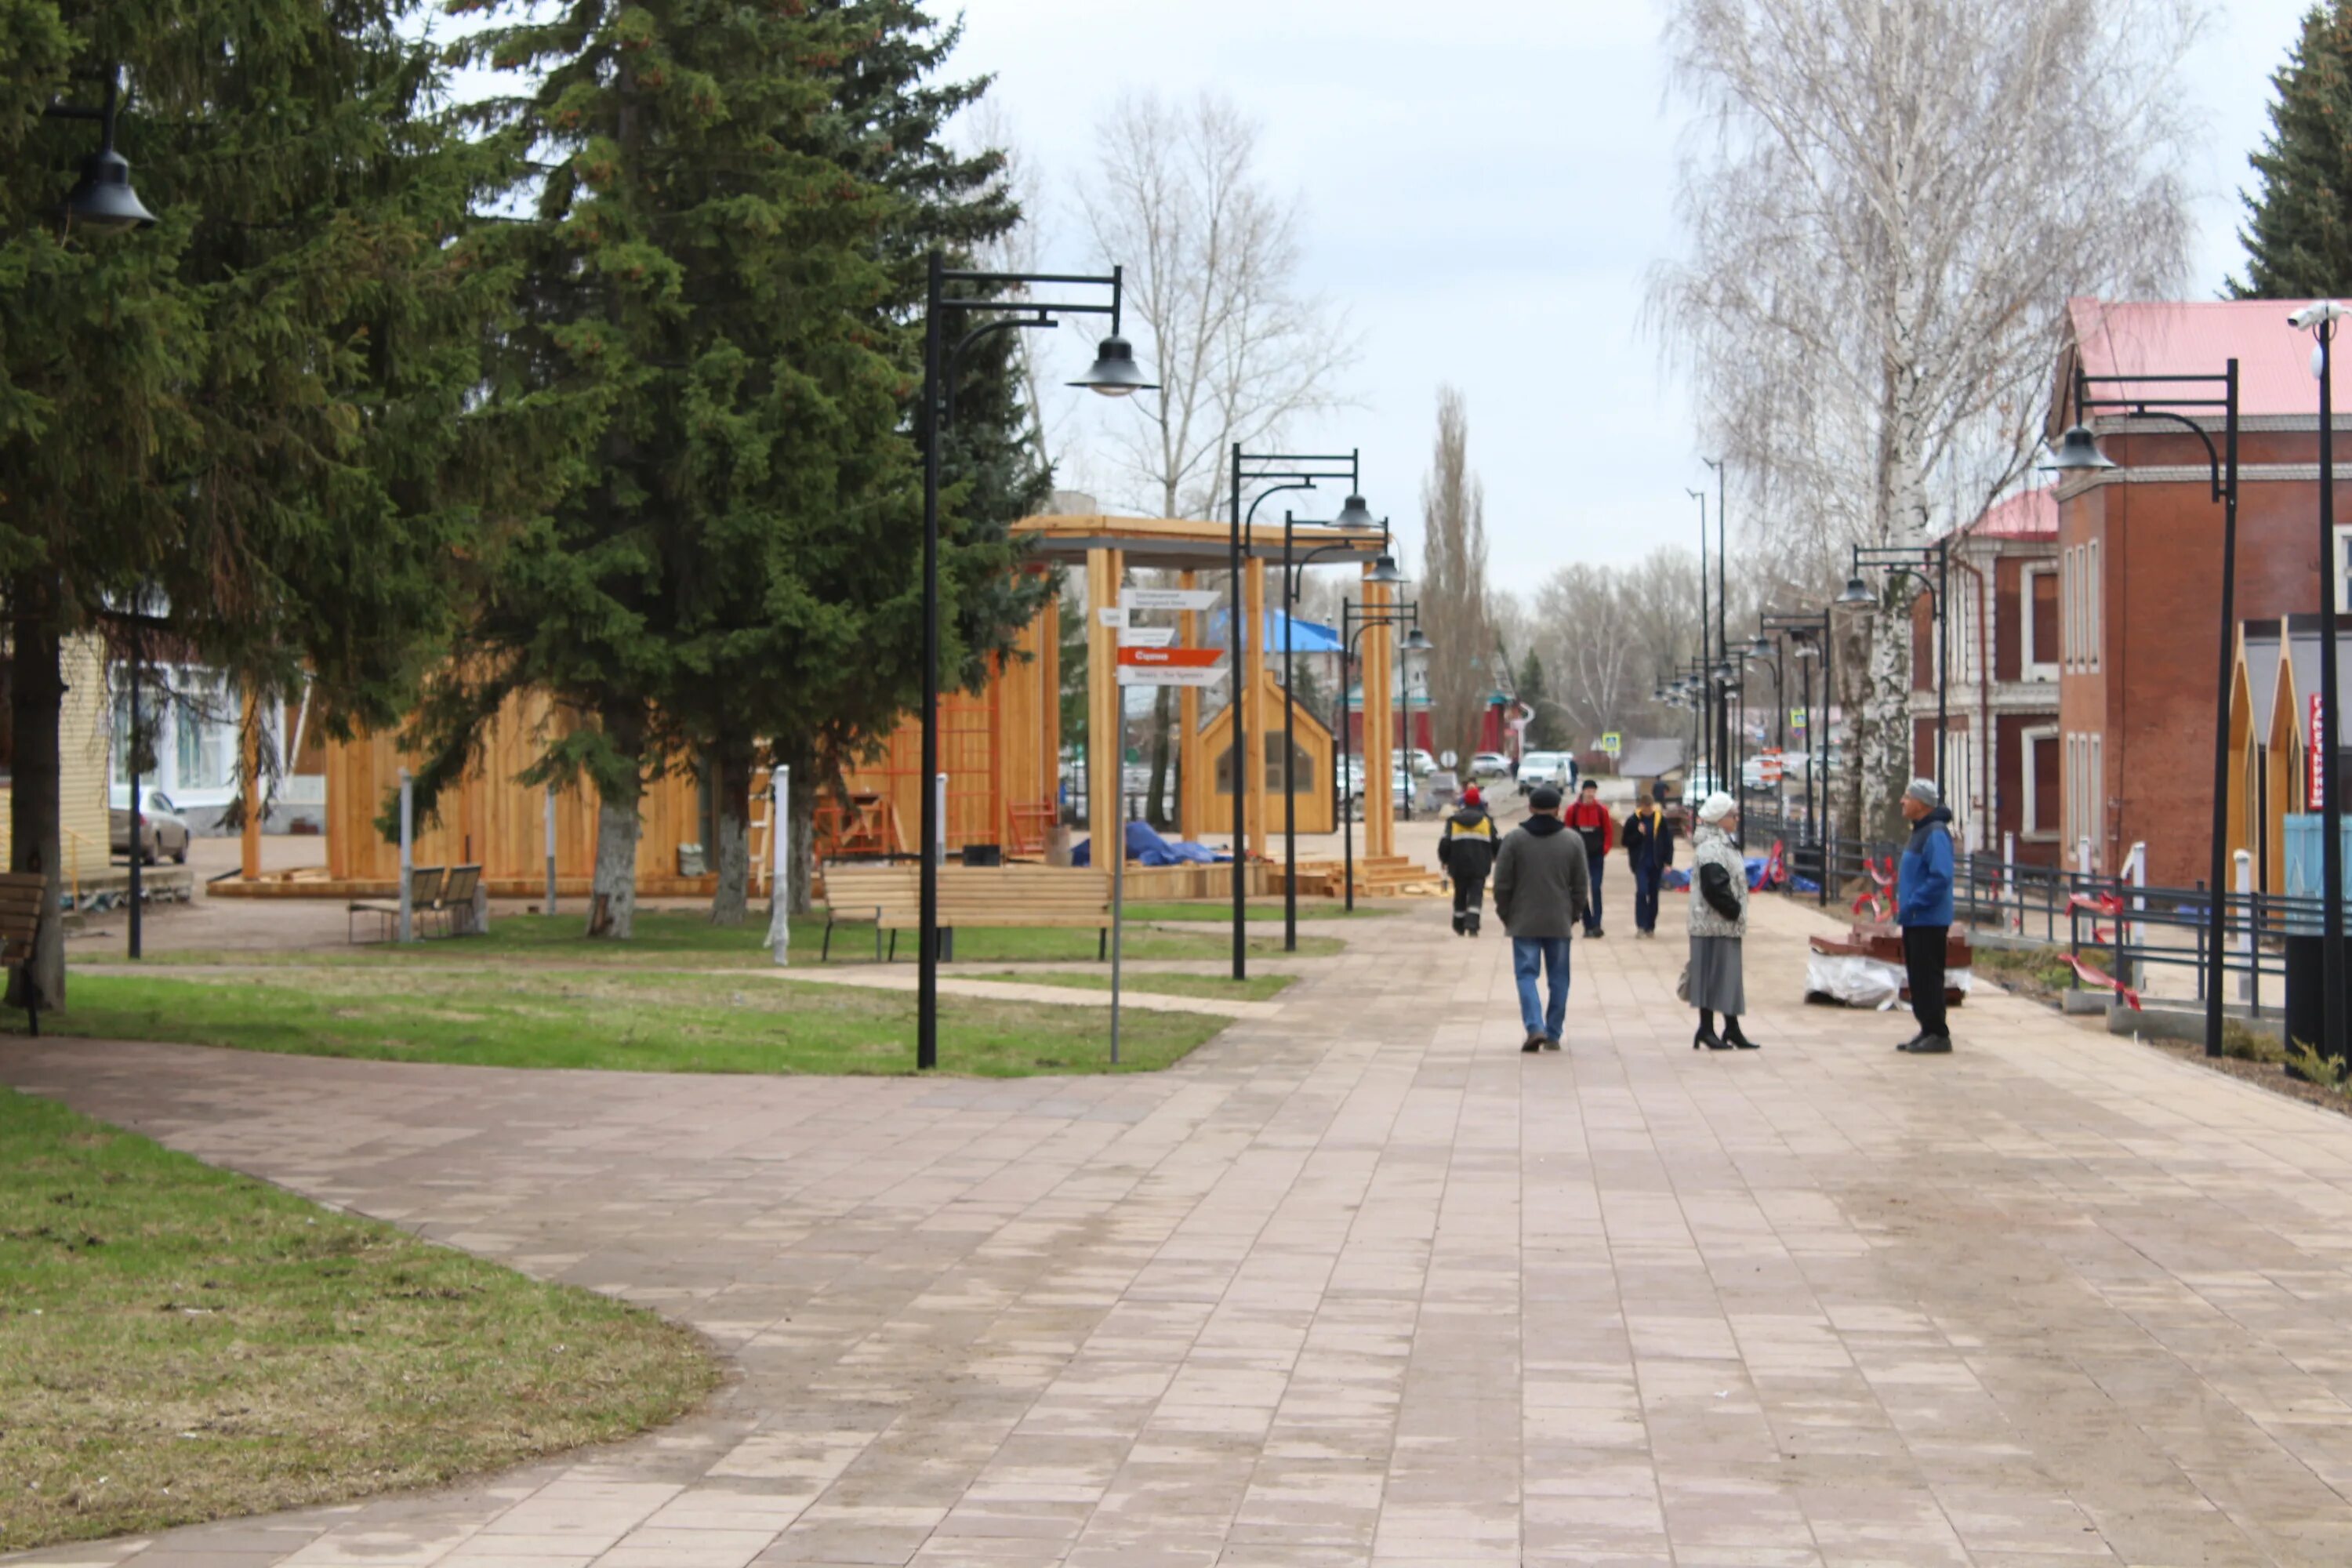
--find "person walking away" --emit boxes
[1492,785,1589,1053]
[1564,778,1616,937]
[1686,792,1759,1050]
[1623,785,1674,938]
[1896,779,1956,1054]
[1438,785,1499,936]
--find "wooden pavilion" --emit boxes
[215,510,1403,897]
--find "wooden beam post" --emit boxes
[1179,570,1202,840]
[1087,546,1123,856]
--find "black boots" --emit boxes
[1722,1015,1760,1051]
[1693,1011,1733,1051]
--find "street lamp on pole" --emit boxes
[1338,599,1426,912]
[1840,540,1951,793]
[2042,357,2238,1058]
[1233,452,1367,980]
[1704,458,1729,786]
[1688,488,1713,790]
[1283,495,1386,953]
[1759,612,1832,876]
[2292,303,2349,1070]
[43,66,159,234]
[916,259,1152,1071]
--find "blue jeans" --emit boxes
[1513,937,1571,1041]
[1633,862,1663,933]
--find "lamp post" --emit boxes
[1704,458,1730,786]
[2042,358,2238,1058]
[1338,600,1428,911]
[1839,540,1951,792]
[42,66,159,234]
[916,258,1152,1071]
[2292,306,2349,1069]
[1743,630,1787,834]
[1688,488,1714,789]
[1232,452,1364,979]
[1760,612,1831,867]
[1283,496,1385,952]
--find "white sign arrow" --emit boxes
[1122,586,1221,612]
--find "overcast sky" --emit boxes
[956,0,2320,583]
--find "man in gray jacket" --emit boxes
[1492,785,1591,1053]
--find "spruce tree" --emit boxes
[2,0,507,1003]
[2234,3,2352,298]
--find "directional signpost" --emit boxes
[1116,644,1226,687]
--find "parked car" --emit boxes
[1468,751,1512,779]
[1515,750,1577,795]
[1338,757,1417,820]
[1406,748,1437,777]
[110,785,191,865]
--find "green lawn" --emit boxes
[978,968,1298,1002]
[0,1086,716,1551]
[20,968,1227,1076]
[150,911,1341,969]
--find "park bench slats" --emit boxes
[819,863,1114,961]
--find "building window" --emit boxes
[2024,727,2059,837]
[2086,539,2100,669]
[2063,547,2078,670]
[2023,564,2058,680]
[2337,524,2352,614]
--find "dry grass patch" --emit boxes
[0,1086,716,1551]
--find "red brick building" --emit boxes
[2039,297,2352,887]
[1907,486,2061,864]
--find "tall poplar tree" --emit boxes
[2,0,506,1004]
[2234,3,2352,298]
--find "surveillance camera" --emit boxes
[2290,302,2350,329]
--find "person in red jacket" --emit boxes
[1563,779,1617,937]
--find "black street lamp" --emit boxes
[2042,357,2238,1058]
[1841,540,1951,790]
[1742,630,1787,839]
[1283,489,1385,953]
[916,257,1152,1071]
[44,66,158,234]
[1760,611,1833,891]
[1231,451,1365,978]
[1704,457,1730,786]
[1688,488,1715,790]
[2292,305,2349,1069]
[1338,599,1427,912]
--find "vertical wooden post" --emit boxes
[1038,587,1062,823]
[1178,569,1202,840]
[1363,568,1396,860]
[239,686,262,880]
[1244,557,1269,860]
[1087,547,1123,855]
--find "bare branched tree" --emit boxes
[1650,0,2197,833]
[1416,388,1494,771]
[1076,89,1363,520]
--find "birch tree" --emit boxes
[1650,0,2195,833]
[1075,89,1361,820]
[1417,387,1494,768]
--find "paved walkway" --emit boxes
[12,895,2352,1566]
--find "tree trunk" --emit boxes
[7,572,64,1013]
[585,710,644,940]
[708,739,752,927]
[788,774,815,916]
[1145,685,1174,829]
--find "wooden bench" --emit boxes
[819,862,1113,962]
[349,865,444,944]
[0,872,46,1035]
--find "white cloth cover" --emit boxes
[1805,953,1973,1010]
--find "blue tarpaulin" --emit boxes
[1201,608,1342,655]
[1073,818,1232,868]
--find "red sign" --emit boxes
[2315,693,2328,808]
[1116,646,1221,668]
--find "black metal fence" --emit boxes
[1737,804,2310,1018]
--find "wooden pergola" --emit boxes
[1009,511,1397,861]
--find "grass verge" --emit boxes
[147,912,1342,970]
[0,1085,716,1552]
[976,969,1297,1002]
[13,969,1227,1076]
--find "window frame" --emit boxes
[2023,725,2060,839]
[2021,563,2059,681]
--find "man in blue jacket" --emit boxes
[1896,778,1955,1054]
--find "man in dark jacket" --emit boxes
[1895,778,1957,1054]
[1621,785,1675,938]
[1563,779,1616,938]
[1437,785,1499,936]
[1493,786,1590,1053]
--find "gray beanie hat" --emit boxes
[1904,777,1940,808]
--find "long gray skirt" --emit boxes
[1686,934,1746,1014]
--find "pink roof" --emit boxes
[2064,296,2352,420]
[1964,485,2056,540]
